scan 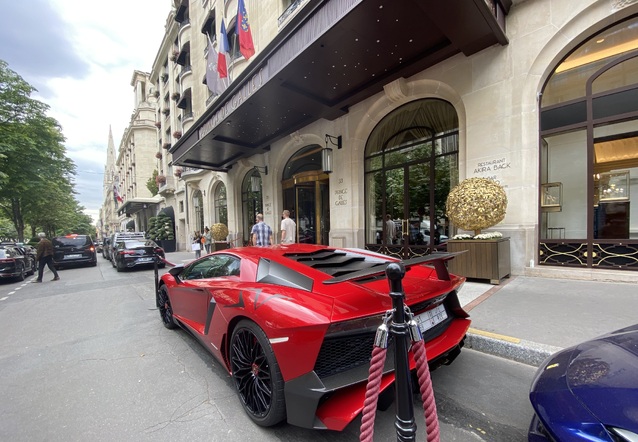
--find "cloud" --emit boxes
[0,0,170,224]
[0,0,91,96]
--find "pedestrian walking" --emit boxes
[203,227,212,253]
[280,210,296,244]
[251,213,273,246]
[385,214,396,244]
[192,231,202,258]
[33,232,59,282]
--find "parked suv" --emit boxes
[52,234,97,269]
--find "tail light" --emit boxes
[154,248,164,255]
[119,250,135,255]
[88,246,95,252]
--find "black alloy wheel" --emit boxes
[157,286,176,329]
[230,320,286,427]
[16,263,25,281]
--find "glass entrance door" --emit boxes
[283,171,330,245]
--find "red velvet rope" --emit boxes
[413,340,440,442]
[157,256,177,267]
[359,346,387,442]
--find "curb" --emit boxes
[465,329,562,367]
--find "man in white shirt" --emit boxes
[281,210,296,244]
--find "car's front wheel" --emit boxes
[157,286,176,329]
[230,320,286,427]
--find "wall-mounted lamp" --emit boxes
[324,134,341,174]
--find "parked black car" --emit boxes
[52,235,97,269]
[0,244,36,281]
[111,239,165,272]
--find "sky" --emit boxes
[0,0,172,224]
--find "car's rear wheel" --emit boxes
[157,286,176,329]
[230,320,286,427]
[16,263,25,281]
[27,260,36,276]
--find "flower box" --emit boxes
[447,237,510,284]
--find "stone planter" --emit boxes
[446,238,511,284]
[213,242,229,251]
[157,239,176,253]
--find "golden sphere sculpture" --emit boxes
[211,223,229,241]
[446,178,507,235]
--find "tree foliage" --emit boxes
[0,60,93,240]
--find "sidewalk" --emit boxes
[459,275,638,366]
[164,251,638,367]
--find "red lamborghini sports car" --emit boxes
[157,244,470,431]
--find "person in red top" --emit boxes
[33,232,60,282]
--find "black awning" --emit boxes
[171,0,510,171]
[118,198,160,217]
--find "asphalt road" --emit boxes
[0,257,536,441]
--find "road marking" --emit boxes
[468,327,521,344]
[0,297,8,301]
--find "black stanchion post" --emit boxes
[154,253,160,308]
[386,262,416,442]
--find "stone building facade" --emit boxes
[101,0,638,278]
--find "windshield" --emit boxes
[54,236,91,247]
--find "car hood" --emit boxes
[566,325,638,432]
[530,324,638,437]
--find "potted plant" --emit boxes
[147,213,176,252]
[174,167,183,178]
[154,121,162,129]
[211,223,229,251]
[173,130,182,139]
[162,142,171,150]
[171,92,180,101]
[161,73,169,82]
[155,152,163,159]
[445,177,510,284]
[161,108,170,116]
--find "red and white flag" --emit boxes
[237,0,255,60]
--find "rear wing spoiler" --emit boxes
[322,251,465,285]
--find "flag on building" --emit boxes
[237,0,255,60]
[205,35,227,95]
[113,181,123,204]
[218,19,230,79]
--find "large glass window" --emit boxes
[365,99,459,259]
[539,16,638,269]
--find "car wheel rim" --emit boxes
[230,329,272,418]
[158,289,173,325]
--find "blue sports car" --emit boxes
[528,324,638,441]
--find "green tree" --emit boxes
[0,60,80,241]
[146,169,159,196]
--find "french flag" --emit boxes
[217,19,229,79]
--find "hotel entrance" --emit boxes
[282,146,330,245]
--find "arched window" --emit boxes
[192,189,204,233]
[364,99,459,259]
[539,16,638,270]
[214,182,228,226]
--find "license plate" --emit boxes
[137,257,153,262]
[65,254,82,259]
[416,304,448,333]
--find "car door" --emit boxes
[170,255,241,335]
